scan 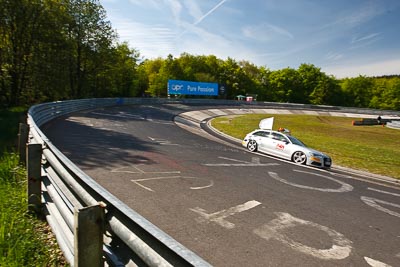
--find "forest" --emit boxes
[1,0,399,110]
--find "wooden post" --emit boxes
[18,123,28,165]
[74,204,105,267]
[27,143,42,214]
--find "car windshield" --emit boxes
[287,135,306,147]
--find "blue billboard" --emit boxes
[168,80,218,96]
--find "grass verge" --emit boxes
[0,108,66,266]
[211,114,400,179]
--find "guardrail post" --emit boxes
[18,123,28,164]
[74,204,105,267]
[27,143,42,214]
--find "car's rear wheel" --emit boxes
[247,140,258,152]
[292,151,307,164]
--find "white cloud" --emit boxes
[351,33,380,44]
[183,0,203,23]
[111,18,176,57]
[128,0,163,9]
[166,0,183,25]
[176,0,229,40]
[242,23,294,42]
[325,51,343,61]
[349,33,381,50]
[193,0,228,25]
[319,2,385,31]
[323,59,400,78]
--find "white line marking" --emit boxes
[360,196,400,218]
[131,176,182,192]
[218,156,252,163]
[131,176,182,182]
[131,176,214,192]
[204,156,279,167]
[268,171,353,193]
[148,136,179,145]
[111,166,180,174]
[190,200,261,229]
[132,181,154,192]
[364,257,392,267]
[190,180,214,190]
[367,187,400,197]
[204,163,279,167]
[91,111,145,120]
[254,212,353,260]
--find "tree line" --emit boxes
[1,0,399,110]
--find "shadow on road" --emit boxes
[41,109,159,170]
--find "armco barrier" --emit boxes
[25,98,213,267]
[23,98,400,266]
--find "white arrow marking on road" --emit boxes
[268,170,353,192]
[360,196,400,218]
[190,200,261,229]
[364,257,392,267]
[254,212,353,260]
[367,187,400,197]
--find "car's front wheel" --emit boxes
[292,151,307,164]
[247,140,258,152]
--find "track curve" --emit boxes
[43,103,400,267]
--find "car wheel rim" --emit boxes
[293,151,306,164]
[248,140,257,151]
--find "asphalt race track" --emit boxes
[43,103,400,267]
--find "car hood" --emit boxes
[307,147,330,158]
[291,144,329,158]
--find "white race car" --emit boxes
[242,129,332,169]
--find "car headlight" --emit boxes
[308,152,322,162]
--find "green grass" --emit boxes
[212,114,400,179]
[0,108,66,266]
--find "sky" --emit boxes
[100,0,400,78]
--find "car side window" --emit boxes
[253,131,270,137]
[253,131,263,136]
[272,133,288,142]
[261,131,270,137]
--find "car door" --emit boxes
[267,132,291,159]
[251,130,271,152]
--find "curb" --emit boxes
[175,108,400,187]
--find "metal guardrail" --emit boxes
[23,97,400,266]
[24,98,213,267]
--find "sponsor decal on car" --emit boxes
[276,143,285,150]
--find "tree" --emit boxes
[370,77,400,110]
[309,75,341,105]
[269,68,301,103]
[340,76,373,107]
[0,0,44,106]
[140,58,165,97]
[91,42,140,97]
[219,58,243,99]
[65,0,116,98]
